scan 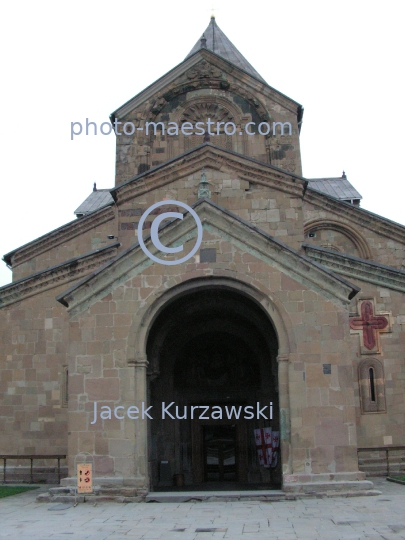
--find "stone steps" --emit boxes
[358,454,405,477]
[37,485,146,503]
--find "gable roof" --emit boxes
[186,17,266,84]
[4,141,405,272]
[74,188,114,217]
[57,198,359,314]
[111,48,301,124]
[307,174,362,202]
[110,142,307,204]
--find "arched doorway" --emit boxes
[146,286,280,490]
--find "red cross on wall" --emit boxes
[350,299,391,354]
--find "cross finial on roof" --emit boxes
[342,171,346,179]
[93,182,97,192]
[209,3,218,18]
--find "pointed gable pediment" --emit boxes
[112,49,300,123]
[57,198,358,315]
[111,143,307,206]
[111,20,304,185]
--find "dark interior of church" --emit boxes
[146,286,281,490]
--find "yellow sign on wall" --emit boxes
[77,463,93,493]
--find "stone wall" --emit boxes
[304,197,405,269]
[116,167,305,254]
[63,213,362,489]
[348,280,405,449]
[114,52,302,186]
[0,284,70,456]
[10,207,116,282]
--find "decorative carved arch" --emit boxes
[304,219,372,260]
[358,358,386,414]
[176,96,240,124]
[144,81,270,125]
[126,274,295,479]
[173,95,245,154]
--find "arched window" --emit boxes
[358,359,386,414]
[369,367,376,402]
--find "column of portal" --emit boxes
[129,357,149,490]
[277,354,291,477]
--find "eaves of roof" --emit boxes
[110,48,303,123]
[303,243,405,293]
[305,184,405,242]
[57,198,359,307]
[308,177,362,201]
[74,189,115,216]
[0,242,120,308]
[111,142,308,198]
[2,205,115,267]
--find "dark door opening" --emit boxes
[147,287,280,490]
[204,425,237,482]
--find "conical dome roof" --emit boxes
[186,17,266,83]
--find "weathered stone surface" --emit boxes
[1,20,405,498]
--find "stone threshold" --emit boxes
[37,486,381,504]
[146,490,285,502]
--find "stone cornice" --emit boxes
[58,200,358,315]
[305,188,405,245]
[199,202,358,305]
[112,49,301,121]
[0,243,119,308]
[113,144,307,206]
[303,244,405,293]
[3,206,115,269]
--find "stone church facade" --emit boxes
[1,18,404,499]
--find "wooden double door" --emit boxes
[192,416,248,484]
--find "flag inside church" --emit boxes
[254,427,272,468]
[254,428,280,468]
[271,430,280,468]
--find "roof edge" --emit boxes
[110,48,303,122]
[57,198,359,309]
[303,243,405,293]
[111,142,308,195]
[304,186,405,239]
[3,205,115,268]
[0,243,120,309]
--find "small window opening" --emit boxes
[369,367,376,402]
[62,366,68,407]
[138,163,150,174]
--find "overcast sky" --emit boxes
[0,0,403,286]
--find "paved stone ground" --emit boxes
[0,479,404,540]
